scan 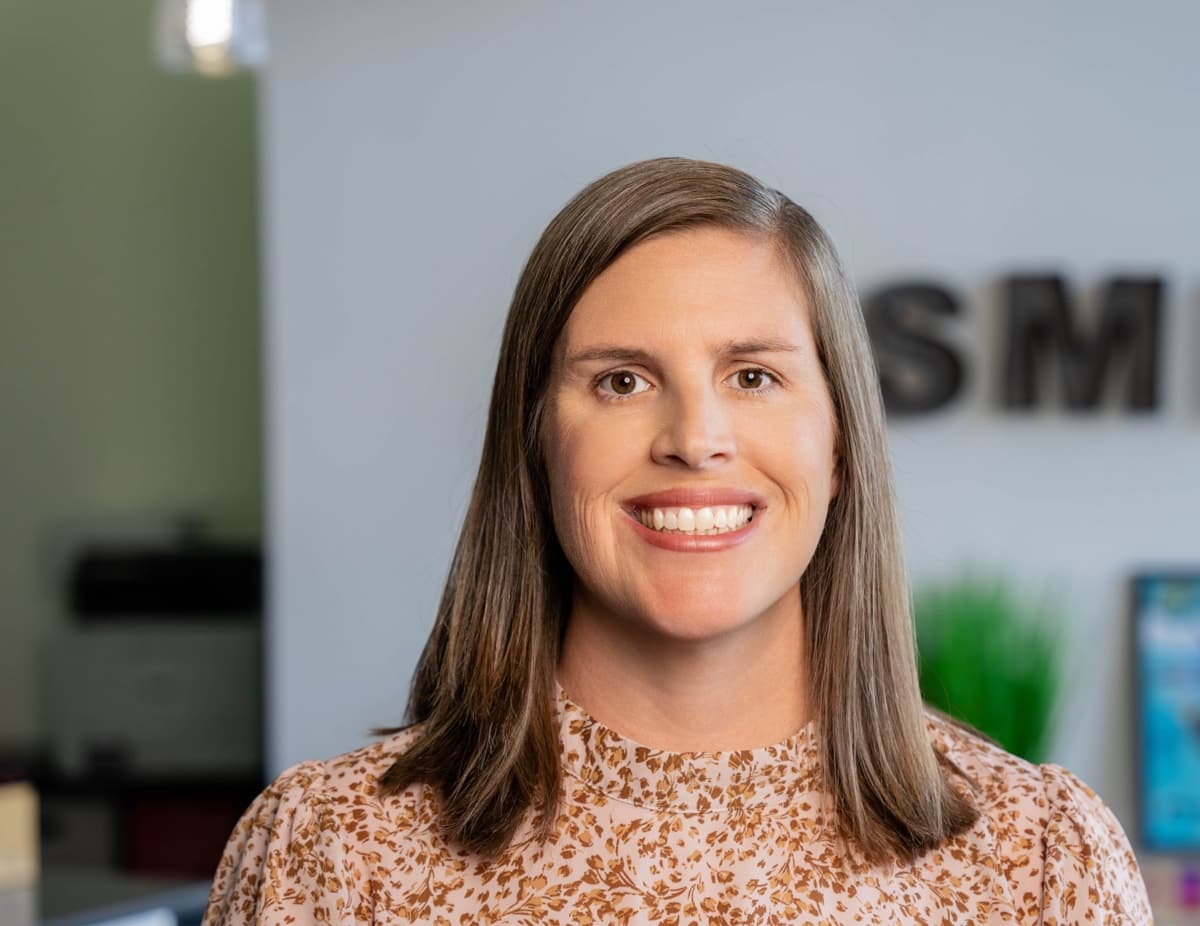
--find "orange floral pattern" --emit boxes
[203,687,1153,924]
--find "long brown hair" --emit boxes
[377,157,979,862]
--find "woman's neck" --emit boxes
[556,588,809,752]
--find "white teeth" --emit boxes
[636,505,754,535]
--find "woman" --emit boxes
[203,158,1152,924]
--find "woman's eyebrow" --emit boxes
[563,346,654,368]
[715,338,801,357]
[565,337,801,368]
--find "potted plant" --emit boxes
[914,575,1065,764]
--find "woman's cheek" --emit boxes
[547,451,596,555]
[550,430,625,580]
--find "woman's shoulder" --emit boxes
[202,725,436,925]
[919,706,1124,828]
[240,724,430,815]
[318,724,429,800]
[920,707,1152,924]
[920,707,1045,811]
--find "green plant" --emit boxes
[914,576,1065,763]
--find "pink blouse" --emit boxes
[203,687,1153,923]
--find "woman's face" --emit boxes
[543,226,841,645]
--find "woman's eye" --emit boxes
[597,370,650,399]
[733,368,775,390]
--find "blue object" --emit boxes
[1135,574,1200,851]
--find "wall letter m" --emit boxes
[1003,275,1162,410]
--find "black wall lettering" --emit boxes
[865,283,964,415]
[1002,276,1162,410]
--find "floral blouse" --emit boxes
[203,686,1153,924]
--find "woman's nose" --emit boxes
[650,383,737,468]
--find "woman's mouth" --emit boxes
[631,504,755,536]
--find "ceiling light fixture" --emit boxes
[153,0,267,77]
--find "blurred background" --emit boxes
[1,0,1197,923]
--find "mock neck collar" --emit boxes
[555,681,820,814]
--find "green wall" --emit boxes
[0,0,262,749]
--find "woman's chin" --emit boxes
[629,600,767,645]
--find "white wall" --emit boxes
[260,0,1200,834]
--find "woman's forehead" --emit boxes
[559,227,814,357]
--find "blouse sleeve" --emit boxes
[1038,762,1153,925]
[202,760,358,926]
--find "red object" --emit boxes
[125,794,249,878]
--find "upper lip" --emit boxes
[623,488,767,511]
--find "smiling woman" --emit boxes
[201,158,1152,924]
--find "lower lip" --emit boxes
[623,508,762,552]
